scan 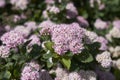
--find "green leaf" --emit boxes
[114,69,120,80]
[3,71,11,79]
[13,69,20,78]
[47,60,53,68]
[76,50,94,63]
[43,51,53,59]
[44,41,54,51]
[12,54,20,61]
[61,57,71,70]
[5,62,13,68]
[53,52,59,58]
[80,53,93,63]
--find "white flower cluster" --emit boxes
[14,26,30,38]
[96,51,112,68]
[10,0,29,10]
[0,46,10,58]
[54,67,68,80]
[106,24,120,41]
[89,0,105,10]
[42,5,60,18]
[54,67,96,80]
[109,27,120,38]
[84,29,98,44]
[48,5,60,14]
[84,30,108,50]
[109,46,120,58]
[113,59,120,70]
[94,19,109,30]
[24,21,37,31]
[66,2,78,19]
[79,70,97,80]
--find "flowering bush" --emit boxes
[0,0,120,80]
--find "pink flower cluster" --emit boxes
[113,20,120,29]
[21,61,41,80]
[95,36,108,51]
[94,19,109,30]
[0,30,24,48]
[77,16,89,27]
[28,35,41,46]
[52,23,85,55]
[0,0,5,7]
[66,2,78,19]
[40,22,85,55]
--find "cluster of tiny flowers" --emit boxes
[0,46,10,58]
[77,16,89,27]
[89,0,101,7]
[84,29,108,50]
[113,59,120,70]
[45,0,61,4]
[94,19,109,30]
[68,72,81,80]
[10,0,29,10]
[113,20,120,29]
[106,22,120,41]
[21,61,40,80]
[89,0,105,10]
[66,2,78,19]
[0,0,5,7]
[13,15,21,23]
[84,29,98,44]
[24,21,37,31]
[79,70,97,80]
[42,10,49,19]
[28,35,41,46]
[0,30,24,48]
[51,23,85,55]
[13,14,26,23]
[96,51,112,68]
[48,5,60,14]
[39,20,56,35]
[109,27,120,38]
[54,67,68,80]
[109,46,120,57]
[45,0,55,4]
[54,67,97,80]
[14,25,30,37]
[95,36,108,51]
[54,67,82,80]
[40,69,53,80]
